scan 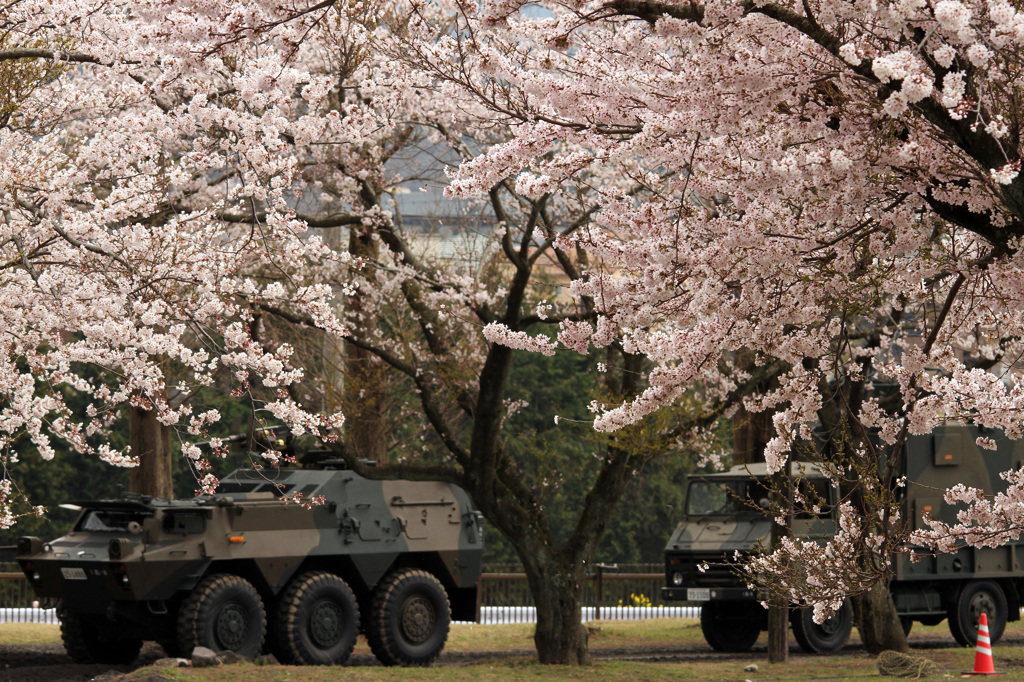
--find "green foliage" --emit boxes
[0,369,290,546]
[0,38,70,121]
[0,453,120,547]
[483,344,701,565]
[0,379,131,546]
[483,345,599,563]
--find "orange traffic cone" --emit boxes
[962,613,1005,676]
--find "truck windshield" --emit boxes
[685,479,770,516]
[77,510,149,532]
[685,478,834,517]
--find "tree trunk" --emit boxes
[342,228,388,464]
[128,405,173,499]
[731,348,776,466]
[732,403,775,466]
[854,580,908,653]
[768,605,789,662]
[342,347,389,463]
[522,556,591,665]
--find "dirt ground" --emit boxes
[0,641,688,681]
[0,642,537,682]
[0,641,163,682]
[4,632,1020,682]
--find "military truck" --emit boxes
[17,461,484,667]
[662,424,1024,652]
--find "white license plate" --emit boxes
[687,588,710,602]
[61,567,87,580]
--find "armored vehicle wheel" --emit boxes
[699,602,761,652]
[275,571,360,665]
[366,568,451,666]
[178,574,266,659]
[57,602,142,664]
[791,601,853,653]
[948,580,1007,647]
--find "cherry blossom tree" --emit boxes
[393,0,1024,654]
[15,0,1024,663]
[3,1,720,666]
[0,0,358,522]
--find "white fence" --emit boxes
[1,607,59,625]
[476,605,700,624]
[0,605,700,626]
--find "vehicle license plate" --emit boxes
[687,588,710,602]
[61,567,87,580]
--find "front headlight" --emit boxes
[18,536,44,556]
[108,538,133,560]
[671,571,684,586]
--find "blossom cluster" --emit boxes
[407,0,1024,612]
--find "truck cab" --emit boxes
[663,425,1024,652]
[663,462,848,652]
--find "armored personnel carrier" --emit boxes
[17,461,484,667]
[662,425,1024,653]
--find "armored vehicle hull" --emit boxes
[662,425,1024,653]
[18,463,484,667]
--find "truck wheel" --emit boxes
[948,580,1007,647]
[699,602,761,652]
[275,572,360,665]
[366,568,451,666]
[791,601,853,653]
[57,602,142,664]
[177,574,266,659]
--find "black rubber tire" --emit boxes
[177,574,266,659]
[699,602,762,652]
[275,572,360,665]
[366,568,451,666]
[948,580,1007,647]
[57,602,142,665]
[791,601,853,653]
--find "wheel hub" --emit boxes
[400,595,436,643]
[969,592,996,628]
[819,612,843,636]
[215,603,249,650]
[309,600,343,648]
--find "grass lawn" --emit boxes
[5,617,1024,680]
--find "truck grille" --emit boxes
[665,551,745,588]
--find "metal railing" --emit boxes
[0,563,698,625]
[0,571,59,624]
[476,563,699,623]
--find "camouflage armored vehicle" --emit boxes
[662,425,1024,653]
[17,461,484,667]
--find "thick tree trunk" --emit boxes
[128,405,173,499]
[854,581,908,653]
[732,348,776,466]
[342,228,388,464]
[522,556,591,665]
[342,347,389,463]
[732,403,775,466]
[768,605,789,661]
